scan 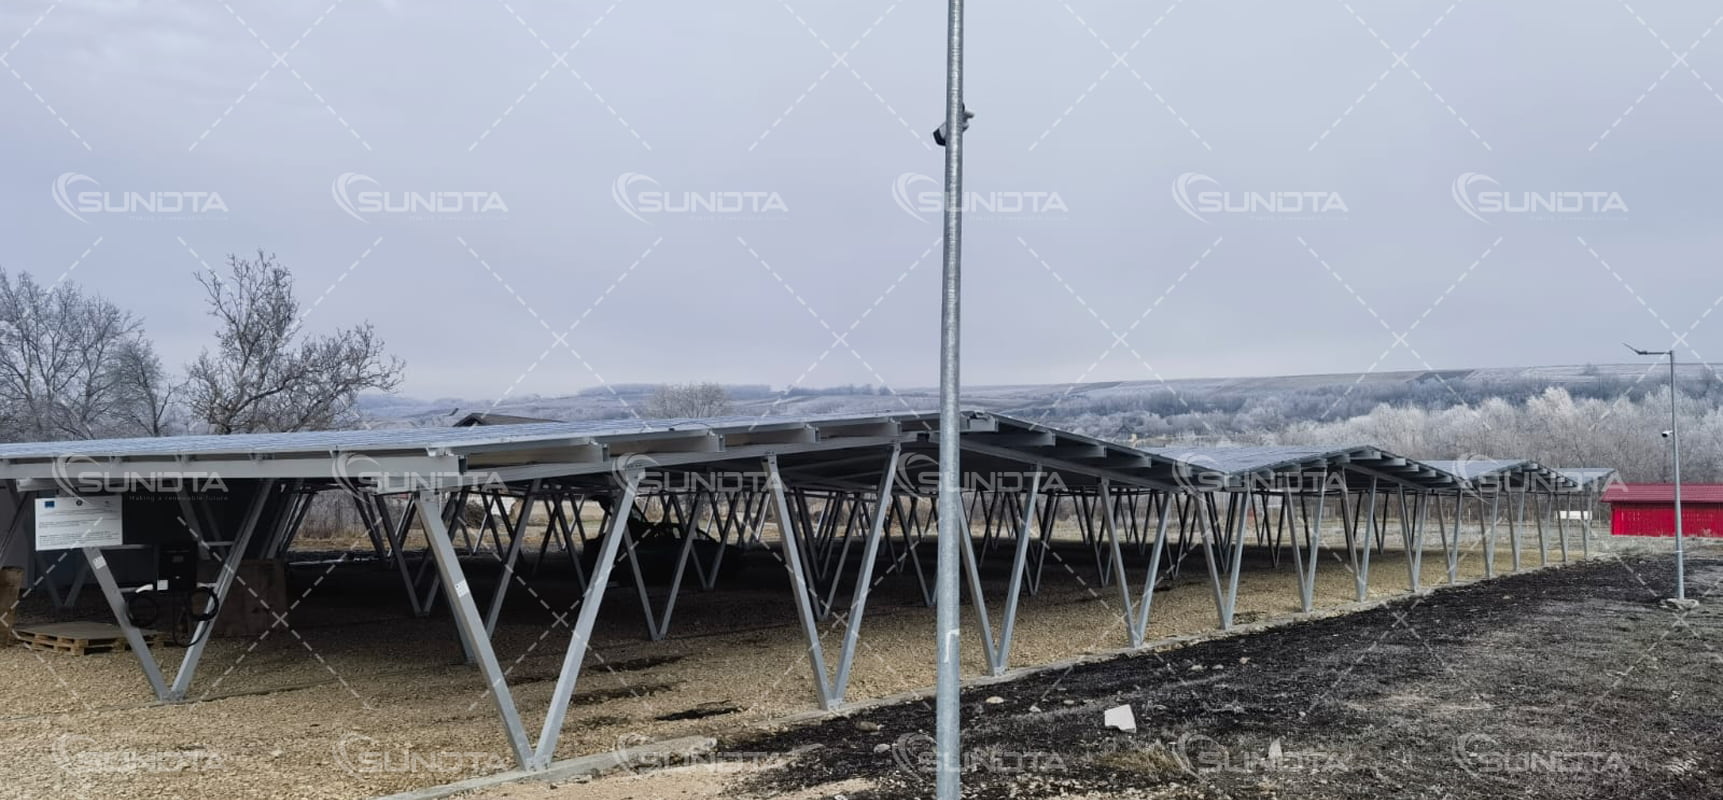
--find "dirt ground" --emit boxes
[0,530,1697,800]
[613,552,1718,800]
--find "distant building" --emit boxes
[1602,483,1723,537]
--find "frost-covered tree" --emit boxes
[0,269,170,441]
[185,252,404,434]
[643,382,733,419]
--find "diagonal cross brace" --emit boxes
[413,468,645,771]
[83,480,276,702]
[767,447,900,709]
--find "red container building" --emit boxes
[1603,483,1723,537]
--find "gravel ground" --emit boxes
[0,527,1655,800]
[725,551,1723,800]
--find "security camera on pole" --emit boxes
[932,3,969,798]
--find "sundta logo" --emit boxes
[52,172,228,223]
[1172,172,1347,223]
[1451,172,1627,223]
[890,171,1067,223]
[611,172,788,222]
[331,172,507,222]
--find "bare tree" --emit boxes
[111,340,177,436]
[185,252,404,434]
[0,269,166,441]
[643,382,733,418]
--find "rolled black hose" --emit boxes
[125,591,160,629]
[187,586,220,623]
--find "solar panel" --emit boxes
[0,410,942,461]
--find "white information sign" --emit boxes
[34,496,124,551]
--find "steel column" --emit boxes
[1221,488,1250,628]
[992,470,1043,671]
[83,547,171,699]
[1403,490,1426,592]
[531,469,644,768]
[1582,486,1593,557]
[830,446,901,700]
[958,495,1001,674]
[168,481,274,700]
[1128,491,1173,644]
[1509,484,1525,572]
[1099,479,1139,644]
[1448,489,1463,584]
[766,455,838,709]
[416,490,533,769]
[1532,489,1549,566]
[484,482,540,635]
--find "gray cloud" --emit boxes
[3,0,1719,402]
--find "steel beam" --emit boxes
[1448,489,1463,584]
[484,481,540,635]
[1403,489,1426,592]
[531,469,643,767]
[830,446,901,700]
[169,482,274,700]
[766,455,838,709]
[1582,486,1593,557]
[1128,491,1173,644]
[1098,479,1142,644]
[1556,491,1570,562]
[1509,484,1525,571]
[958,492,1001,674]
[83,547,171,699]
[416,490,533,769]
[1533,489,1549,566]
[83,482,275,702]
[993,471,1043,671]
[1221,488,1250,628]
[1481,491,1498,578]
[1353,480,1378,601]
[619,488,706,642]
[1197,492,1227,627]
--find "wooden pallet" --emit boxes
[14,622,163,656]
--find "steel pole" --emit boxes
[1671,352,1685,600]
[1629,342,1688,601]
[935,0,966,795]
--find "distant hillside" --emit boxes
[360,362,1723,443]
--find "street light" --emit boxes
[1625,343,1685,601]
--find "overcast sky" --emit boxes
[3,0,1720,403]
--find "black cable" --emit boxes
[181,587,220,647]
[187,587,220,622]
[125,591,160,629]
[127,587,221,647]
